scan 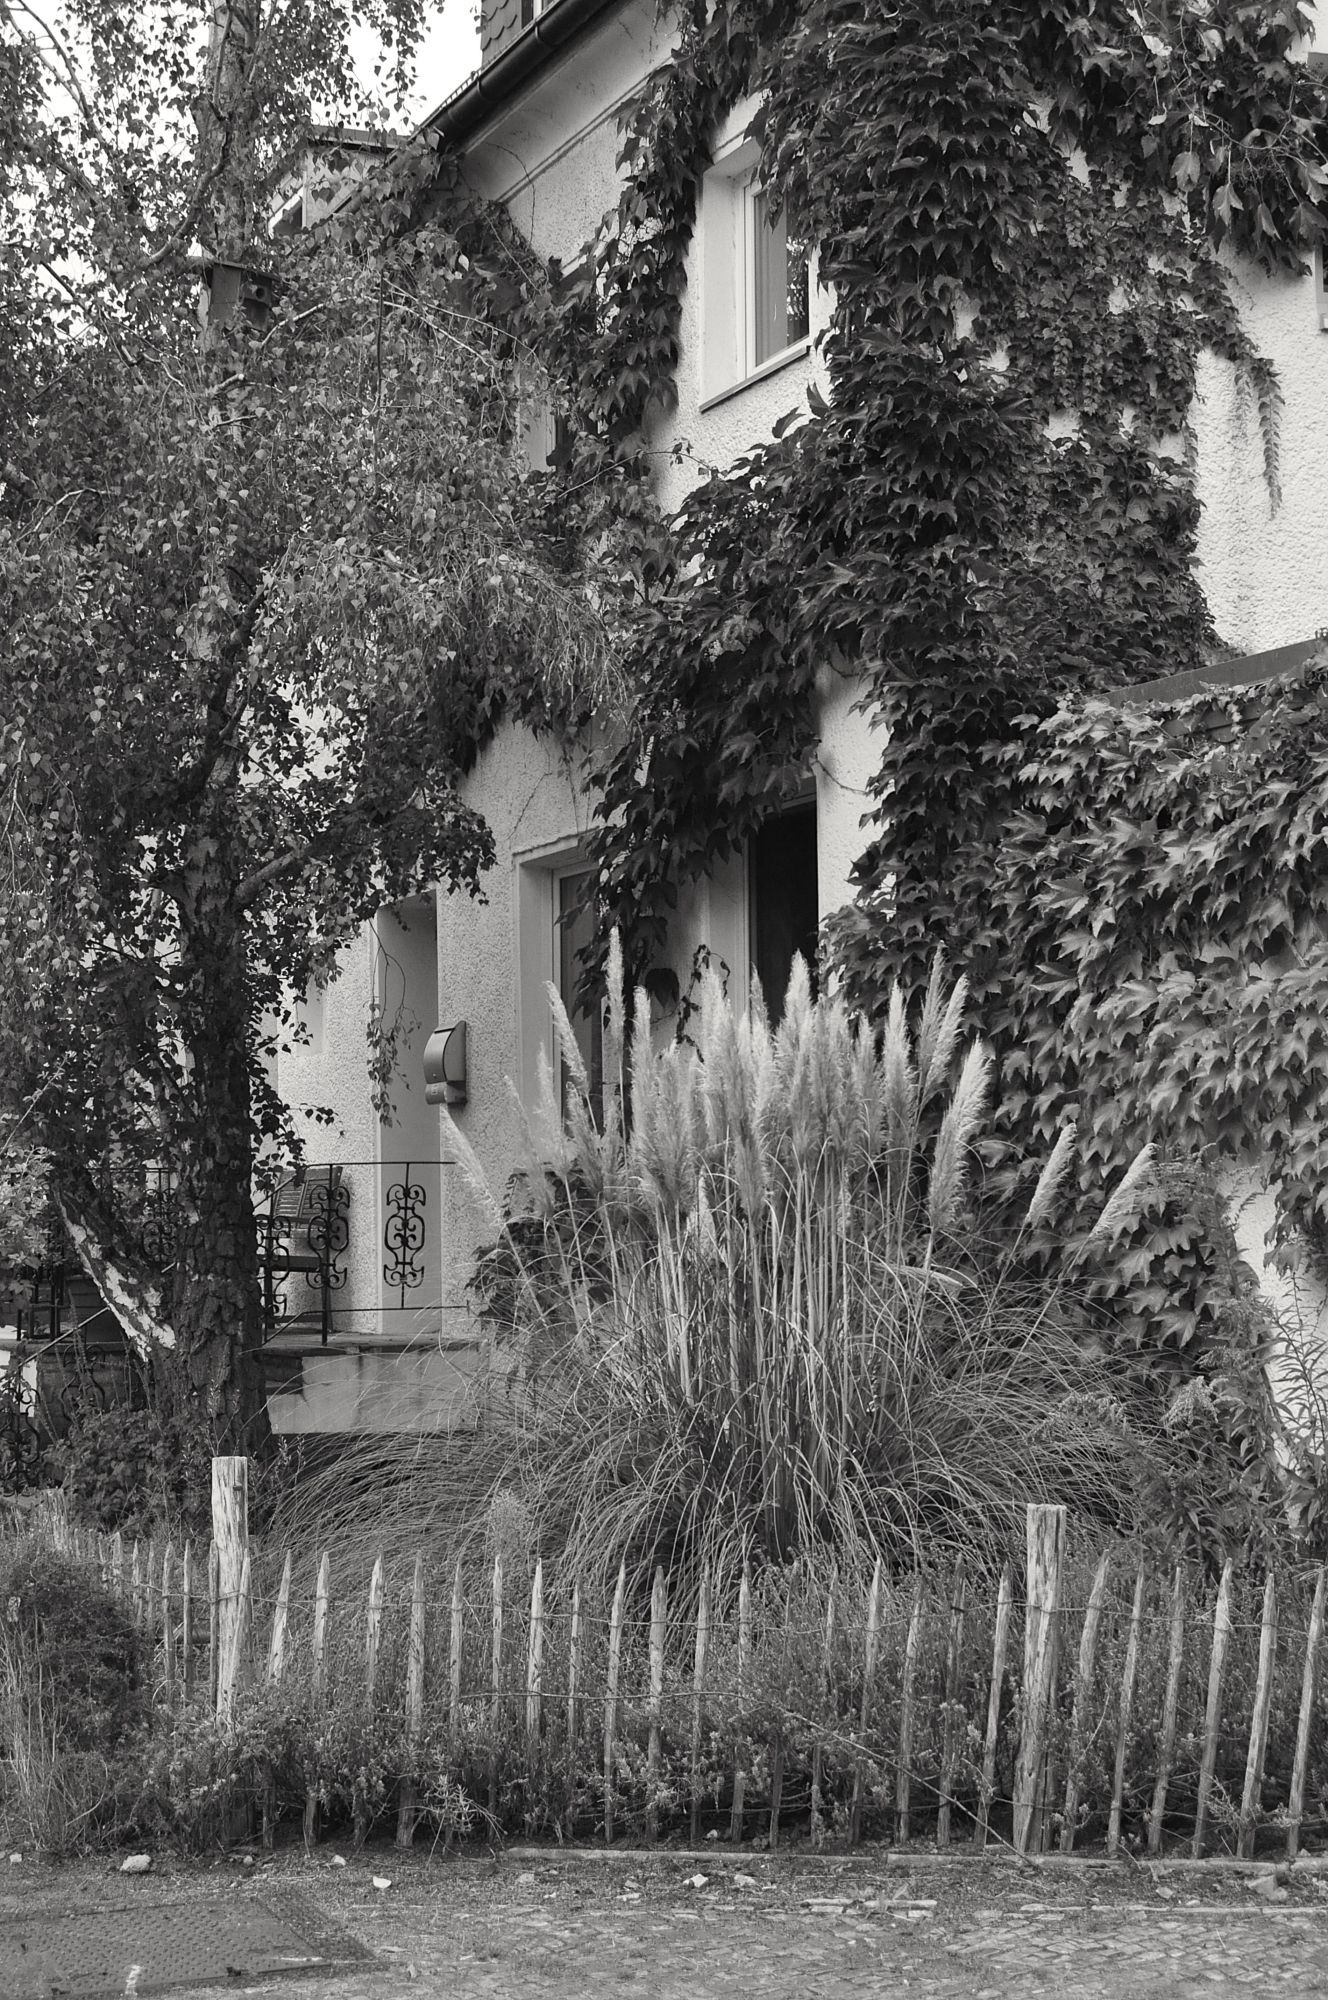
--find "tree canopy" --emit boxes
[0,1,601,1442]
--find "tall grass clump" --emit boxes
[419,941,1160,1592]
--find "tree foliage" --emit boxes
[0,3,601,1441]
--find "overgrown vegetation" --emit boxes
[276,951,1292,1591]
[424,0,1328,1395]
[0,1540,146,1851]
[6,1521,1328,1859]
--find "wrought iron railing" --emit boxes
[0,1157,459,1354]
[256,1158,457,1345]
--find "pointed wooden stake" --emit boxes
[730,1563,752,1843]
[397,1551,428,1850]
[689,1570,711,1847]
[812,1574,836,1849]
[974,1567,1013,1851]
[896,1573,924,1844]
[1107,1562,1147,1858]
[1061,1552,1110,1855]
[207,1539,220,1714]
[267,1551,292,1685]
[564,1574,583,1843]
[603,1560,627,1846]
[527,1559,545,1743]
[449,1558,464,1727]
[181,1542,195,1701]
[1287,1565,1326,1863]
[1193,1559,1233,1859]
[364,1554,385,1711]
[646,1567,667,1846]
[937,1558,967,1848]
[849,1557,883,1847]
[488,1553,503,1820]
[1013,1504,1065,1857]
[304,1551,330,1849]
[161,1543,176,1703]
[1147,1565,1186,1858]
[1237,1572,1278,1860]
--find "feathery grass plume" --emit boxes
[519,1047,576,1188]
[629,982,654,1152]
[546,979,590,1101]
[926,1039,993,1238]
[879,984,917,1170]
[1082,1145,1156,1249]
[602,927,627,1130]
[1025,1122,1079,1232]
[441,1106,506,1230]
[917,961,969,1108]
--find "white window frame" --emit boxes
[1317,246,1328,332]
[514,839,599,1114]
[699,134,812,409]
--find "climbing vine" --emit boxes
[421,2,1328,1361]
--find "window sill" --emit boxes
[699,340,811,414]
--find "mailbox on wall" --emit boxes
[423,1022,467,1108]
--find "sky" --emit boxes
[354,0,481,130]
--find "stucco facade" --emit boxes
[268,0,1328,1430]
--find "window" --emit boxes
[700,142,813,404]
[555,866,603,1118]
[748,188,810,369]
[750,803,818,1022]
[1317,247,1328,333]
[519,0,545,24]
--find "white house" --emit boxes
[264,0,1328,1434]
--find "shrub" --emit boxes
[0,1538,147,1852]
[129,1669,477,1854]
[56,1400,214,1541]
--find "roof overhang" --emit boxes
[418,0,625,150]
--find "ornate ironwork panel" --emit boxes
[383,1170,427,1304]
[304,1178,350,1294]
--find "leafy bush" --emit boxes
[56,1400,214,1540]
[129,1667,476,1855]
[0,1538,147,1852]
[0,1539,146,1748]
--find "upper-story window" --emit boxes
[520,0,546,25]
[749,187,810,368]
[699,137,812,407]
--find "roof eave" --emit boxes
[416,0,624,149]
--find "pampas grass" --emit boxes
[277,948,1165,1595]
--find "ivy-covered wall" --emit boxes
[289,2,1328,1381]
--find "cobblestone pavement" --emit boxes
[6,1848,1328,1997]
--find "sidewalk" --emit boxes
[4,1844,1328,1997]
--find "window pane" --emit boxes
[557,870,603,1121]
[752,189,809,367]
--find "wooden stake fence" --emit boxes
[49,1474,1328,1861]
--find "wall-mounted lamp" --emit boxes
[423,1021,468,1108]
